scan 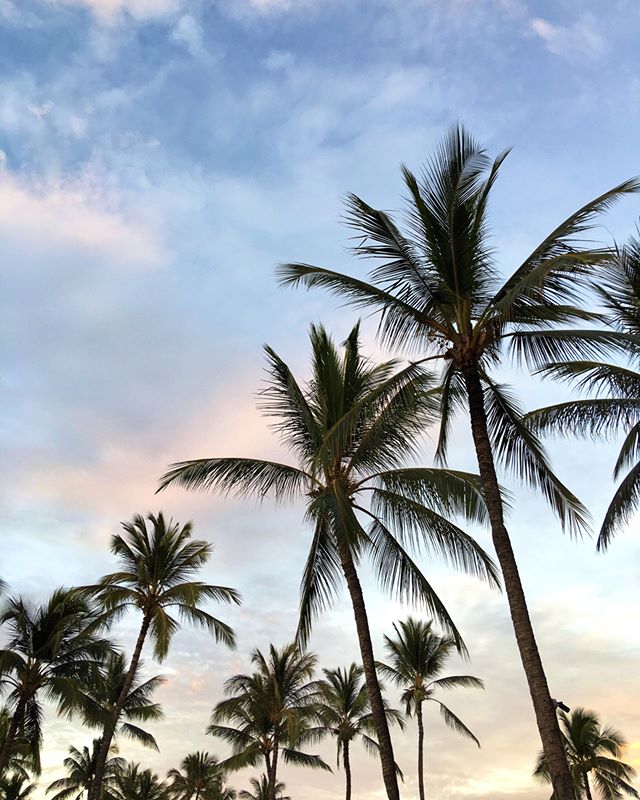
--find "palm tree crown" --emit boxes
[46,740,125,800]
[534,708,639,800]
[167,751,235,800]
[159,322,498,800]
[79,652,163,751]
[89,513,240,659]
[0,772,36,800]
[0,588,112,775]
[113,764,168,800]
[237,776,289,800]
[312,663,403,800]
[209,643,328,800]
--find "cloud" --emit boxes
[171,13,206,58]
[0,170,161,263]
[530,13,606,60]
[48,0,184,22]
[27,100,55,118]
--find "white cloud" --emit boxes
[47,0,183,23]
[0,171,161,263]
[263,49,295,71]
[171,13,206,58]
[530,13,606,60]
[27,100,54,118]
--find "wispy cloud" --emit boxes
[48,0,183,22]
[0,170,161,262]
[530,13,606,60]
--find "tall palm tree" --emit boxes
[0,588,112,775]
[377,617,483,800]
[112,764,168,800]
[79,652,163,752]
[534,708,639,800]
[208,643,330,800]
[312,663,403,800]
[167,752,235,800]
[238,777,289,800]
[159,323,499,800]
[277,126,639,800]
[84,512,241,800]
[46,741,125,800]
[527,233,640,551]
[0,772,36,800]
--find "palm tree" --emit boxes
[277,126,639,800]
[238,777,289,800]
[79,652,163,752]
[84,512,241,800]
[0,706,35,779]
[209,643,329,800]
[159,323,499,800]
[0,588,112,775]
[112,764,168,800]
[167,752,235,800]
[534,708,639,800]
[46,740,125,800]
[527,233,640,551]
[377,617,483,800]
[0,772,36,800]
[312,663,403,800]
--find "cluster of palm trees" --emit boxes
[3,126,640,799]
[0,517,488,800]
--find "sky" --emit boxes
[2,0,640,798]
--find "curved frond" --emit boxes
[158,458,312,501]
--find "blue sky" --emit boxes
[2,1,640,798]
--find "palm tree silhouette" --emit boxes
[160,323,498,800]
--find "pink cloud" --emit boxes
[0,171,162,265]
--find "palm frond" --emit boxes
[158,458,312,501]
[435,700,480,747]
[364,516,466,654]
[597,461,640,551]
[526,398,639,441]
[483,376,589,534]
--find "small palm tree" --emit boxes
[79,652,163,752]
[312,663,403,800]
[209,643,329,800]
[160,323,498,800]
[0,772,36,800]
[112,764,168,800]
[46,740,124,800]
[0,588,112,775]
[167,752,235,800]
[378,617,483,800]
[0,706,35,779]
[527,233,640,551]
[534,708,639,800]
[238,776,289,800]
[84,513,241,800]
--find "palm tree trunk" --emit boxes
[0,696,26,774]
[267,739,279,800]
[417,702,425,800]
[343,740,352,800]
[87,614,151,800]
[337,541,400,800]
[583,772,593,800]
[462,365,575,800]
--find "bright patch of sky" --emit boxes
[2,1,640,798]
